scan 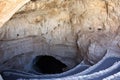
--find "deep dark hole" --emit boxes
[33,55,67,74]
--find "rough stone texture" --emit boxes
[0,36,77,71]
[0,0,120,72]
[0,0,30,28]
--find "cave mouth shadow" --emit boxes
[33,55,67,74]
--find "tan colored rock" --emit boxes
[0,0,30,28]
[1,0,120,71]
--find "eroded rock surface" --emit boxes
[0,0,120,72]
[0,0,30,28]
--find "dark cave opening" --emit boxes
[33,55,67,74]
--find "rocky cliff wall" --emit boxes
[0,0,120,72]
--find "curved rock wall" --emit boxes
[0,0,120,71]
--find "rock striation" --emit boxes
[0,0,120,73]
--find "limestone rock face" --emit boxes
[0,0,120,71]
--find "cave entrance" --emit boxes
[33,55,67,74]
